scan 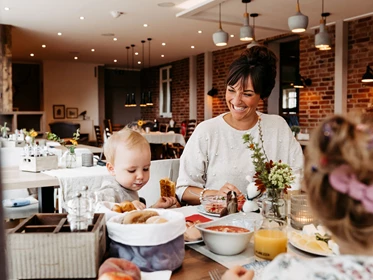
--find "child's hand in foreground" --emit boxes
[152,196,178,209]
[221,266,254,280]
[132,200,146,210]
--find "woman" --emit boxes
[222,114,373,279]
[176,46,303,205]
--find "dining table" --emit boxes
[141,131,186,146]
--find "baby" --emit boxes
[96,127,177,209]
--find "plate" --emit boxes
[197,205,221,217]
[185,239,204,245]
[288,232,333,257]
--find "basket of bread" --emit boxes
[106,209,185,272]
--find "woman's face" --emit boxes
[225,77,261,122]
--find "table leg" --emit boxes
[38,186,55,213]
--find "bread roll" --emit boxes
[122,210,159,224]
[120,201,136,212]
[111,204,123,213]
[145,216,168,224]
[160,177,176,197]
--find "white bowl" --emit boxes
[195,212,263,256]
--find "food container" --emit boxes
[201,195,226,215]
[195,212,262,256]
[19,154,58,172]
[7,213,106,279]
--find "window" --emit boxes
[282,88,298,112]
[159,66,172,118]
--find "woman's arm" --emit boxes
[180,186,219,205]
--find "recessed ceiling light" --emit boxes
[30,53,34,57]
[42,45,46,48]
[135,52,139,55]
[143,24,148,27]
[91,49,95,52]
[4,7,10,11]
[80,16,85,20]
[57,32,62,36]
[162,43,166,46]
[74,57,78,60]
[113,38,117,41]
[230,34,235,38]
[138,61,141,64]
[161,55,165,57]
[191,46,195,49]
[158,2,175,7]
[198,30,202,34]
[114,59,117,63]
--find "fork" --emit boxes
[209,269,222,280]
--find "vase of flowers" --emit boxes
[243,123,294,221]
[23,128,38,145]
[0,122,10,138]
[46,129,80,168]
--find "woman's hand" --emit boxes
[218,183,242,197]
[132,200,146,210]
[152,196,177,208]
[221,266,254,280]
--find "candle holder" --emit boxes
[290,194,317,230]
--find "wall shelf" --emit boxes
[0,111,46,133]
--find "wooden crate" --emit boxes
[19,155,58,172]
[7,213,106,279]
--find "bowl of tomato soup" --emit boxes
[195,212,262,256]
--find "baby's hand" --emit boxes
[152,196,177,209]
[221,266,254,280]
[132,200,146,210]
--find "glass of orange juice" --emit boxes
[254,219,287,261]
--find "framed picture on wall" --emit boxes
[66,107,78,119]
[53,105,65,119]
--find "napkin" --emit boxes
[141,270,172,280]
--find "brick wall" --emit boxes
[196,53,205,122]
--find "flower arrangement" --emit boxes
[137,119,144,128]
[45,129,80,153]
[0,122,10,137]
[243,126,294,219]
[23,128,39,145]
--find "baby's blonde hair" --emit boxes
[304,114,373,251]
[104,127,150,164]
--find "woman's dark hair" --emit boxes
[226,46,277,100]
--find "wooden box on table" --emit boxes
[19,155,58,172]
[6,213,106,279]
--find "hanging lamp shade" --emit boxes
[140,92,147,107]
[246,13,259,48]
[240,13,253,41]
[315,21,331,49]
[213,4,228,46]
[362,66,373,83]
[288,0,308,33]
[146,91,153,106]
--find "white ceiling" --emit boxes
[1,0,373,69]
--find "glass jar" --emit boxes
[66,151,77,168]
[262,188,287,221]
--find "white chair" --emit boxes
[138,159,180,207]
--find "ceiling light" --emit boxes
[91,49,95,52]
[80,16,85,20]
[288,0,308,33]
[315,0,331,50]
[246,13,259,48]
[57,32,62,36]
[198,30,202,34]
[4,7,10,11]
[138,61,141,64]
[110,11,123,18]
[161,55,165,57]
[240,0,253,42]
[135,52,139,55]
[114,59,117,63]
[113,38,118,41]
[143,24,148,27]
[230,34,235,38]
[362,65,373,83]
[147,38,154,106]
[213,3,229,47]
[293,74,312,88]
[30,53,34,57]
[74,57,78,60]
[162,43,166,46]
[158,2,175,8]
[42,45,46,48]
[191,46,195,48]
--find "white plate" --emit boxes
[185,239,204,245]
[197,205,221,217]
[288,233,333,257]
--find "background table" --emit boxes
[141,132,185,146]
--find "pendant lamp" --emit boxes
[140,40,147,107]
[130,45,137,107]
[213,3,229,46]
[240,0,253,42]
[246,13,260,48]
[293,74,312,88]
[315,0,331,50]
[124,46,131,107]
[146,38,153,106]
[288,0,308,33]
[362,65,373,83]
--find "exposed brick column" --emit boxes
[0,25,13,112]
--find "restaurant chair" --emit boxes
[49,122,81,139]
[185,119,197,142]
[93,125,104,147]
[159,123,169,133]
[166,143,184,158]
[112,124,124,131]
[103,119,113,134]
[150,143,167,160]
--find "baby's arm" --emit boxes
[131,200,146,210]
[151,196,177,209]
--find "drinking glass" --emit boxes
[290,194,317,230]
[254,219,287,261]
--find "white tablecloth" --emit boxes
[141,132,185,146]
